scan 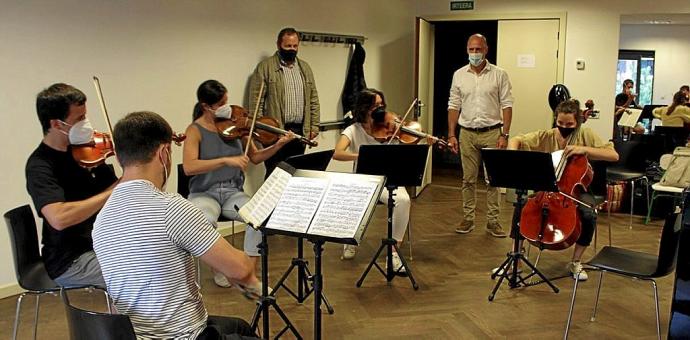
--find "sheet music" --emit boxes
[265,177,329,234]
[307,179,378,240]
[617,108,642,127]
[239,167,292,227]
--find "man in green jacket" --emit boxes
[248,27,320,177]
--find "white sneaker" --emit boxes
[213,272,232,288]
[568,261,589,281]
[341,244,356,260]
[390,252,406,273]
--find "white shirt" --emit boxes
[341,122,398,171]
[447,62,513,129]
[93,180,220,340]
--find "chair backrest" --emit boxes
[589,160,609,196]
[613,140,648,172]
[654,126,690,154]
[4,205,55,290]
[660,154,673,170]
[653,210,683,277]
[177,164,190,199]
[61,289,136,340]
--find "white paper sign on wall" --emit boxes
[517,54,536,68]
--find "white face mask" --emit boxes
[213,103,233,119]
[60,118,94,145]
[159,146,171,191]
[468,52,484,67]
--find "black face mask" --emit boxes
[557,126,576,138]
[371,107,387,124]
[279,49,297,62]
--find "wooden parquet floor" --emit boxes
[0,171,672,339]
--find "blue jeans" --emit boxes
[188,182,260,256]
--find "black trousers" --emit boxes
[196,315,258,340]
[263,123,306,179]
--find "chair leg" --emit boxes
[564,273,582,339]
[33,294,40,340]
[651,280,661,340]
[12,292,27,340]
[591,271,604,321]
[629,180,635,229]
[645,192,657,225]
[607,203,612,246]
[407,219,412,261]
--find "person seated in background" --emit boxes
[93,111,259,339]
[653,91,690,128]
[618,79,641,109]
[680,85,689,102]
[613,92,632,140]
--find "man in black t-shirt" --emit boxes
[25,83,117,287]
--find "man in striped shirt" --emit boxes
[93,111,259,339]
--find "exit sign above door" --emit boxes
[450,1,474,11]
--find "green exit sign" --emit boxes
[450,1,474,10]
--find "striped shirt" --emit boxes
[280,61,305,124]
[93,180,220,340]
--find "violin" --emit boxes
[71,131,186,169]
[519,133,593,250]
[369,98,449,148]
[72,77,187,169]
[214,105,317,147]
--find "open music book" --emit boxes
[239,163,385,244]
[617,108,642,127]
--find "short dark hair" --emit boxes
[277,27,299,45]
[681,85,689,92]
[623,79,634,87]
[555,99,583,125]
[353,88,386,123]
[35,83,86,135]
[114,111,173,167]
[192,80,227,121]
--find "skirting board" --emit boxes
[0,222,246,300]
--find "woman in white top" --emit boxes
[333,88,410,272]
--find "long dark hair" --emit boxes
[192,80,227,121]
[666,91,687,116]
[353,88,385,123]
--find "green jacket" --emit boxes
[248,52,320,137]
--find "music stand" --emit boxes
[355,144,428,290]
[481,148,561,301]
[271,154,335,314]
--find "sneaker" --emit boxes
[341,244,356,260]
[568,261,589,281]
[214,272,232,288]
[387,252,406,274]
[455,220,475,234]
[486,222,507,238]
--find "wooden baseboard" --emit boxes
[0,282,24,300]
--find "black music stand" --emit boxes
[481,148,561,301]
[271,152,335,314]
[246,221,302,339]
[355,144,428,290]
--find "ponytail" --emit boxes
[192,102,204,121]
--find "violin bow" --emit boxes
[386,98,418,145]
[92,76,116,145]
[244,81,265,156]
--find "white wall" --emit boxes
[415,0,690,140]
[0,0,415,296]
[620,24,690,105]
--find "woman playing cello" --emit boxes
[183,80,294,287]
[508,99,619,280]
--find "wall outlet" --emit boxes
[576,59,585,70]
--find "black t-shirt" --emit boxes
[25,143,117,278]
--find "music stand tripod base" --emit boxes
[480,149,563,301]
[269,237,334,314]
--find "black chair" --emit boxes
[564,210,682,339]
[4,205,109,340]
[589,160,612,251]
[61,288,136,340]
[607,140,650,228]
[654,126,690,154]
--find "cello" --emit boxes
[519,129,594,250]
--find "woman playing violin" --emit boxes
[183,80,294,287]
[508,99,619,280]
[333,88,410,272]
